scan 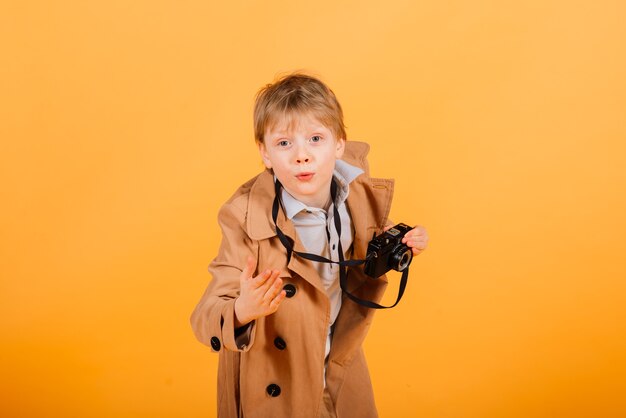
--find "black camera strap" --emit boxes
[272,179,409,309]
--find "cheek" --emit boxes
[270,159,290,176]
[322,152,338,171]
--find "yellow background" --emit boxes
[1,1,625,417]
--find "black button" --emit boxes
[274,337,287,350]
[266,384,281,397]
[210,336,221,351]
[283,284,296,298]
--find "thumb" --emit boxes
[240,256,256,280]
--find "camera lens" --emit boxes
[390,246,413,272]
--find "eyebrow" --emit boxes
[267,124,328,138]
[267,132,290,140]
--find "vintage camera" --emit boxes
[364,223,413,278]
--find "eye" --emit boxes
[277,140,290,147]
[310,135,322,143]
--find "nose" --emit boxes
[294,143,310,164]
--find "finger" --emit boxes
[240,256,257,280]
[413,240,427,250]
[262,272,283,301]
[408,240,428,252]
[252,269,272,288]
[254,269,279,291]
[269,290,287,312]
[407,226,426,238]
[403,228,426,244]
[406,237,427,248]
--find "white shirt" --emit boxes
[280,160,364,370]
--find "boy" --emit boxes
[191,73,428,418]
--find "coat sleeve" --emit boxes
[190,199,258,353]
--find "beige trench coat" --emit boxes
[191,141,395,418]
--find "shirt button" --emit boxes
[283,284,296,298]
[274,337,287,350]
[210,336,221,351]
[266,384,281,397]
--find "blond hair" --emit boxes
[253,73,347,144]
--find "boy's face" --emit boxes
[259,113,345,208]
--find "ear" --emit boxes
[258,142,272,169]
[335,138,346,159]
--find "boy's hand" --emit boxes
[402,225,429,256]
[385,224,429,256]
[234,256,286,328]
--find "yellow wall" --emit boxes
[1,1,625,417]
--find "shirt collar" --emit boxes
[280,159,364,220]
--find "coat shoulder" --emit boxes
[217,169,277,241]
[219,170,271,219]
[222,172,263,207]
[342,141,371,176]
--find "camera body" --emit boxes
[364,223,413,278]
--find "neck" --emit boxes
[293,178,335,209]
[298,192,332,209]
